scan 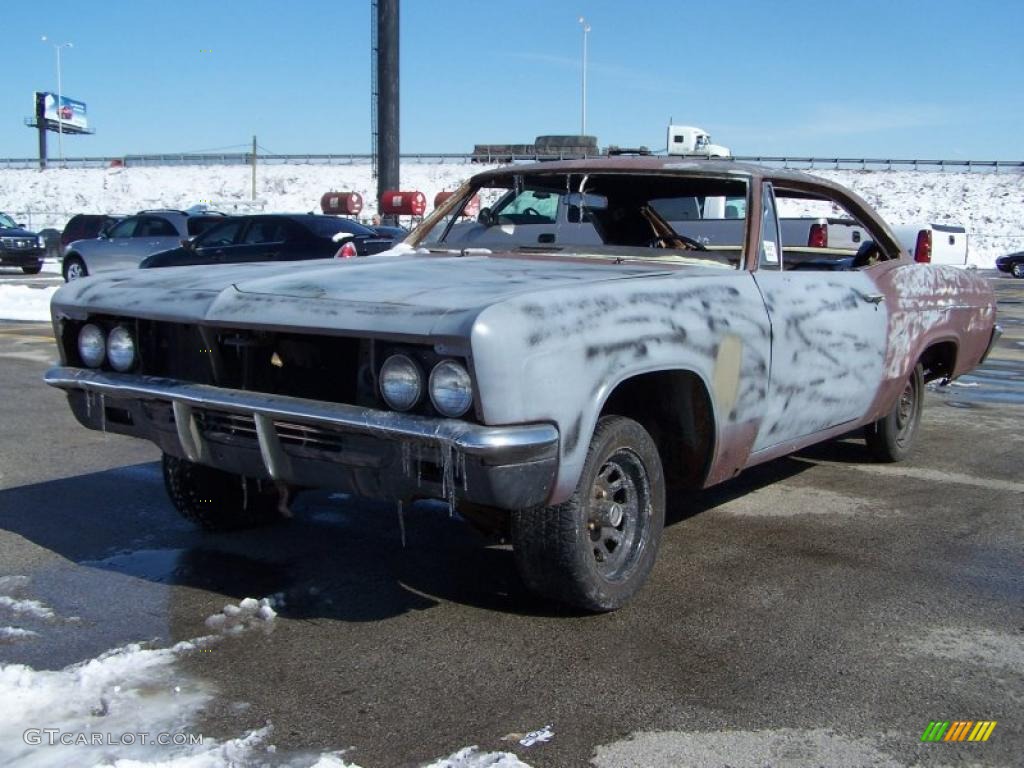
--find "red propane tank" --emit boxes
[434,191,480,218]
[380,190,426,216]
[320,192,363,216]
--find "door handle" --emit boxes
[863,293,884,304]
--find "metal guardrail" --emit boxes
[0,152,1022,171]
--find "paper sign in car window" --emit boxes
[763,241,778,263]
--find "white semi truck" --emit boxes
[666,125,731,158]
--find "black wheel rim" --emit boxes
[587,448,650,581]
[894,375,918,447]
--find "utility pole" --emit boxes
[376,0,400,224]
[251,135,257,200]
[35,92,47,170]
[578,17,591,136]
[41,37,73,166]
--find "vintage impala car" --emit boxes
[44,159,999,611]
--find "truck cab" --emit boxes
[666,125,731,158]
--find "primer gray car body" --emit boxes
[45,159,997,513]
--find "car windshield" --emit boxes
[307,217,375,238]
[415,171,747,269]
[0,213,17,228]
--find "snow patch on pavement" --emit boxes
[0,626,40,642]
[0,595,57,620]
[0,284,58,322]
[424,747,530,768]
[591,728,901,768]
[2,585,534,768]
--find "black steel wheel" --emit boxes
[865,363,924,462]
[162,454,281,531]
[512,416,665,612]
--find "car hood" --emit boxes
[0,228,38,238]
[51,247,677,338]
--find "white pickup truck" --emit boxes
[891,224,968,265]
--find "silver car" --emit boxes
[62,210,226,281]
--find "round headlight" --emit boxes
[429,360,473,417]
[107,326,136,372]
[77,324,106,368]
[379,354,423,411]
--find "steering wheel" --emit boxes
[649,233,707,251]
[521,207,541,217]
[851,240,882,269]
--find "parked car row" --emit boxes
[59,209,408,281]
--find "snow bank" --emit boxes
[0,285,58,322]
[2,163,1020,267]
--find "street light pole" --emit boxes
[578,16,591,136]
[41,37,72,166]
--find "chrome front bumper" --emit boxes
[44,367,560,509]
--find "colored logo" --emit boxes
[921,721,997,742]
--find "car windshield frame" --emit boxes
[412,170,749,270]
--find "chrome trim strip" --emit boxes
[254,413,292,481]
[980,324,1002,364]
[44,367,559,463]
[171,401,207,463]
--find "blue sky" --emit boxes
[1,0,1021,159]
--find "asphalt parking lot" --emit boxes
[0,276,1021,767]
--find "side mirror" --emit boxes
[477,207,494,227]
[17,222,27,229]
[181,237,195,250]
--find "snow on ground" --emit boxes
[0,285,59,322]
[0,577,530,768]
[1,163,1021,266]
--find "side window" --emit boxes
[243,219,288,245]
[107,218,138,238]
[137,217,178,237]
[495,190,558,223]
[198,219,246,248]
[758,183,781,269]
[774,188,887,271]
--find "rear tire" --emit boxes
[511,416,665,612]
[864,364,924,462]
[63,256,87,282]
[162,454,280,531]
[1013,263,1024,279]
[22,264,42,275]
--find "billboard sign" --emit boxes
[39,92,88,132]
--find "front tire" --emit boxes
[1012,263,1024,279]
[63,255,87,281]
[22,263,43,275]
[512,416,665,612]
[864,364,924,462]
[162,454,280,531]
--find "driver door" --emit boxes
[750,182,889,452]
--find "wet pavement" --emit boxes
[1,275,1021,767]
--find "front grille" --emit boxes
[1,237,36,249]
[136,322,366,406]
[196,409,349,455]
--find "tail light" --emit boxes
[808,222,828,248]
[335,241,358,259]
[914,229,932,263]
